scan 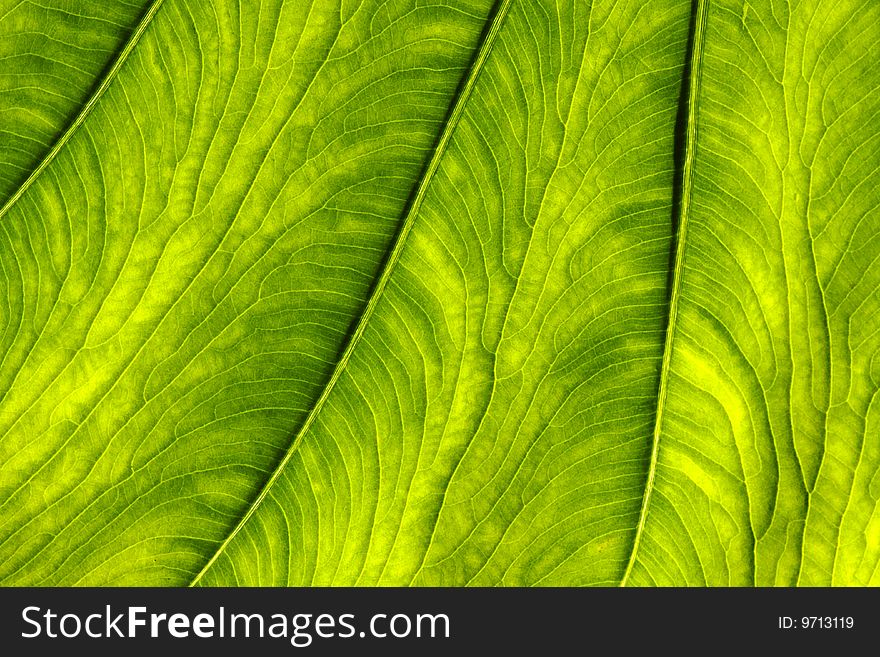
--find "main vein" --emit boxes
[0,0,166,222]
[620,0,708,587]
[188,0,514,586]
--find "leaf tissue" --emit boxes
[0,0,877,586]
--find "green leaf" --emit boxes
[0,0,500,584]
[1,0,878,587]
[626,0,880,586]
[0,0,158,204]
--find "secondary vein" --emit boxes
[188,0,514,587]
[0,0,166,222]
[620,0,708,587]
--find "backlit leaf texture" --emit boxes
[0,0,877,586]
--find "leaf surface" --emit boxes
[0,0,497,584]
[627,0,880,586]
[0,0,157,204]
[0,0,877,586]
